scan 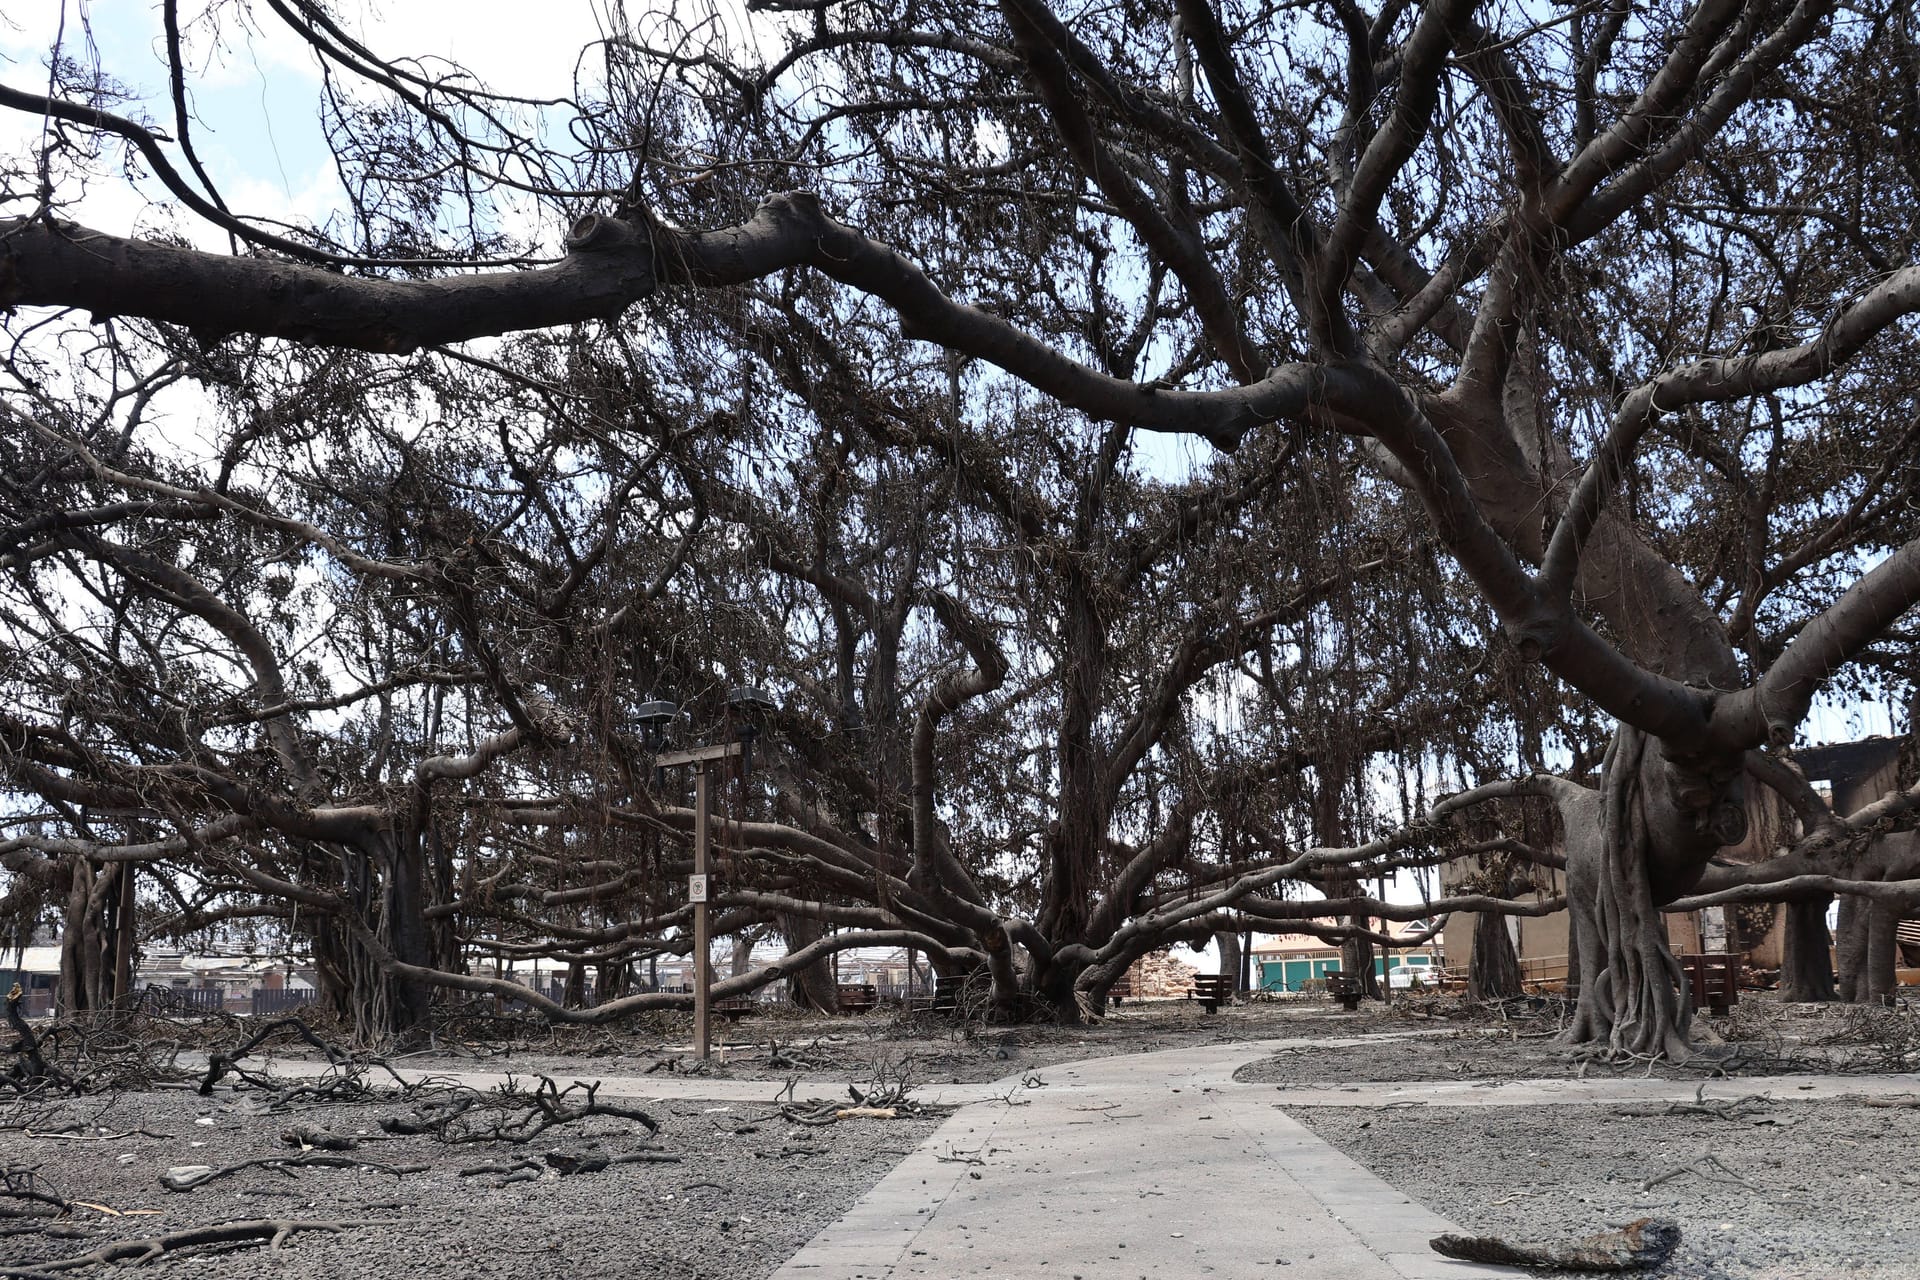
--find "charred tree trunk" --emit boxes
[1468,909,1523,1000]
[1039,583,1108,950]
[1440,363,1753,1060]
[1214,931,1240,987]
[983,925,1026,1021]
[562,962,587,1009]
[57,857,123,1014]
[1560,729,1746,1060]
[1340,926,1381,1000]
[311,829,439,1041]
[781,914,839,1012]
[1835,894,1869,1002]
[597,960,631,1002]
[1563,905,1582,1000]
[1778,896,1835,1002]
[1865,901,1900,1005]
[111,864,135,1004]
[373,828,437,1032]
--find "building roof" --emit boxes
[1,946,64,975]
[1794,737,1903,785]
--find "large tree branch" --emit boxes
[5,199,1323,448]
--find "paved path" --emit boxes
[767,1040,1520,1280]
[244,1040,1920,1279]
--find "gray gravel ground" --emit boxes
[0,1085,937,1279]
[315,999,1305,1084]
[11,994,1918,1278]
[1292,1096,1920,1280]
[1238,994,1920,1084]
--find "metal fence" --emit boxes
[137,985,225,1014]
[250,988,317,1016]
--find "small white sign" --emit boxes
[688,874,709,903]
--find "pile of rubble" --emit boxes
[1126,951,1199,997]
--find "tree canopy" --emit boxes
[4,0,1920,1049]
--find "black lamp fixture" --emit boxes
[725,685,776,777]
[635,697,679,744]
[636,696,679,788]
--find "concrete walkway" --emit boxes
[768,1040,1520,1280]
[244,1040,1920,1279]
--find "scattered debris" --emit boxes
[0,1217,388,1273]
[776,1067,951,1128]
[0,1164,73,1220]
[159,1153,429,1193]
[280,1125,360,1152]
[1617,1083,1775,1121]
[543,1148,681,1175]
[381,1076,658,1144]
[198,1019,350,1094]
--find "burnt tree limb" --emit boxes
[0,1218,386,1275]
[1,198,1328,448]
[0,218,658,354]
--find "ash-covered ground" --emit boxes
[4,993,1918,1278]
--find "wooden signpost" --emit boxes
[653,740,742,1060]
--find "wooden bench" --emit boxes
[1108,973,1135,1006]
[1679,952,1739,1016]
[1326,973,1364,1011]
[909,974,967,1015]
[714,994,756,1022]
[836,983,879,1014]
[1189,973,1236,1013]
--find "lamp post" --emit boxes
[638,688,774,1061]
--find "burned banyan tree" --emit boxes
[6,0,1920,1053]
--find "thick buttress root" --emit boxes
[1562,729,1693,1061]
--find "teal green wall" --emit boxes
[1258,952,1434,991]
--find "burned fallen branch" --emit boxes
[0,1166,71,1220]
[0,1217,386,1276]
[198,1018,350,1095]
[1616,1083,1774,1121]
[2,989,70,1097]
[1430,1217,1680,1272]
[456,1157,542,1186]
[1640,1153,1755,1193]
[2,1005,209,1099]
[543,1148,680,1174]
[380,1076,657,1144]
[242,1061,431,1112]
[778,1076,954,1127]
[195,1034,431,1113]
[452,1148,680,1184]
[159,1153,428,1192]
[279,1125,360,1151]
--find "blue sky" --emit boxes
[2,0,633,240]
